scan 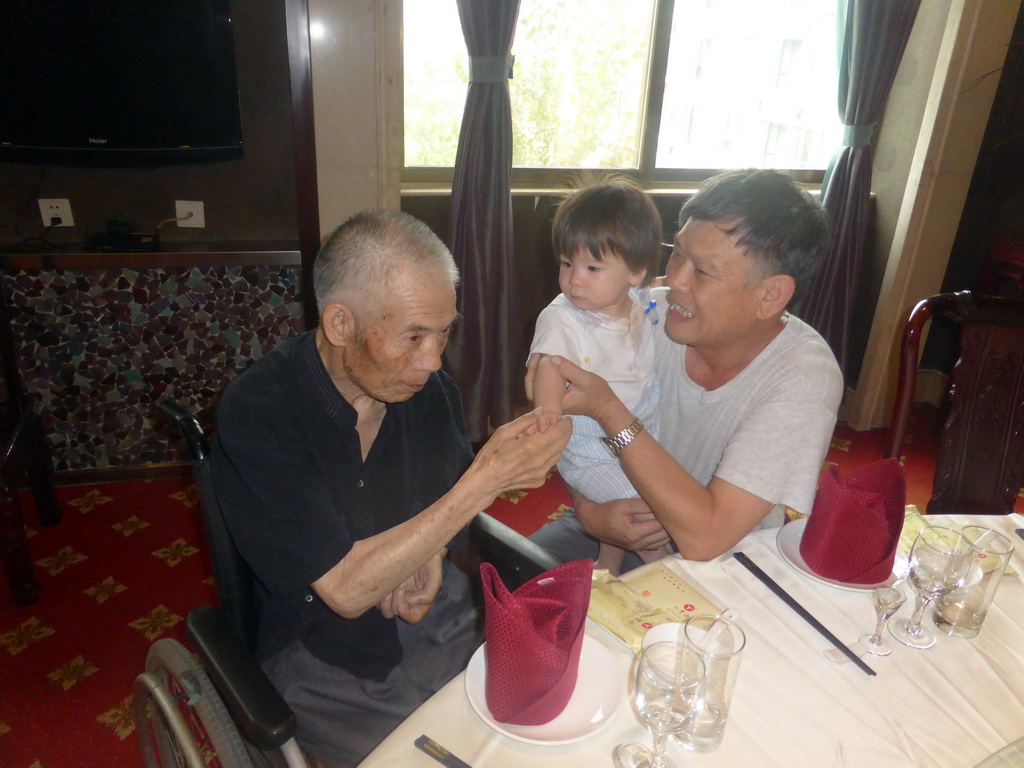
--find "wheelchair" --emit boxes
[134,401,560,767]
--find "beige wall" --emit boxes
[308,0,402,237]
[848,0,954,387]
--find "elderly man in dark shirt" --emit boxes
[211,209,570,766]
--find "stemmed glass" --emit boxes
[859,587,906,656]
[889,526,972,650]
[613,641,705,768]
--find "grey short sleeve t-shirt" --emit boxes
[653,295,843,517]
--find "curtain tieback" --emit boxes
[843,123,875,147]
[469,54,515,82]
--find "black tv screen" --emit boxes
[0,1,244,167]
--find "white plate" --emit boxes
[464,634,624,745]
[776,517,908,592]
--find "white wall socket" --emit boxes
[38,198,74,227]
[175,200,205,228]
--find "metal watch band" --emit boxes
[601,416,644,457]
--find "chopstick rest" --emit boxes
[732,552,877,677]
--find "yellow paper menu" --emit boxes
[623,562,723,621]
[899,505,928,553]
[588,562,722,654]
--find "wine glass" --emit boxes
[859,587,906,656]
[889,526,971,650]
[614,641,705,768]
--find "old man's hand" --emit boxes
[471,409,572,499]
[378,551,444,624]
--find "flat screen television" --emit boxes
[0,1,244,167]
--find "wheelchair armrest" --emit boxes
[156,400,210,462]
[468,512,562,591]
[186,605,297,752]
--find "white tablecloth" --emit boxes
[360,514,1024,768]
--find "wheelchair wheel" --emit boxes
[136,638,251,768]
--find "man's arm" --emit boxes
[312,410,572,617]
[535,355,772,560]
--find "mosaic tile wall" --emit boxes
[2,266,306,472]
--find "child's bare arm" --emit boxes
[533,355,569,415]
[518,354,568,437]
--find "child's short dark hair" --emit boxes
[551,175,663,287]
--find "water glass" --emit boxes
[677,613,746,753]
[934,526,1015,639]
[889,525,972,650]
[614,641,705,768]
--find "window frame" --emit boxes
[401,0,828,190]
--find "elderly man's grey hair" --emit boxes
[313,210,460,320]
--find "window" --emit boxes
[403,0,839,184]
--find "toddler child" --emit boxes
[528,176,667,575]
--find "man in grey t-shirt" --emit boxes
[529,169,843,566]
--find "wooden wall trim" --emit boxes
[54,463,192,486]
[285,0,321,329]
[0,249,301,270]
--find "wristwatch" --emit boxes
[601,416,644,457]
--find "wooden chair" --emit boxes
[0,287,61,605]
[884,291,1024,515]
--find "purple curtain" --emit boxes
[803,0,922,376]
[444,0,522,442]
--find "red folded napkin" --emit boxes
[800,458,906,584]
[480,559,593,725]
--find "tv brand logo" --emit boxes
[88,138,108,144]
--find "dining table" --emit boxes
[360,513,1024,768]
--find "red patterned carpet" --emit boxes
[1,406,1020,767]
[0,478,214,768]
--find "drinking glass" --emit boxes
[889,526,971,650]
[859,587,906,656]
[676,613,746,752]
[613,641,705,768]
[934,525,1015,639]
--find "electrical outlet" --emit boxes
[38,198,74,227]
[175,200,205,228]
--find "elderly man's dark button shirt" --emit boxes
[210,330,473,680]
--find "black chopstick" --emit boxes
[415,735,473,768]
[733,551,877,677]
